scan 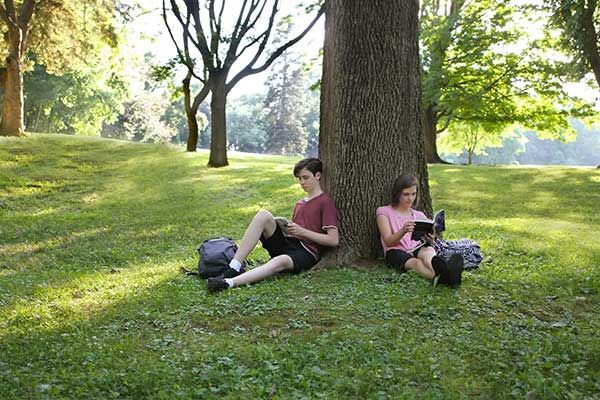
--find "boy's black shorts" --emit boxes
[261,224,317,273]
[385,245,431,273]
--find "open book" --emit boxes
[410,209,445,242]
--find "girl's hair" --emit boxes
[391,174,419,206]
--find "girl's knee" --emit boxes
[405,257,424,271]
[419,247,436,258]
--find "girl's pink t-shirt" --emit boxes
[376,205,427,253]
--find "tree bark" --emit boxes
[319,0,432,266]
[580,0,600,88]
[183,75,199,152]
[208,72,228,167]
[422,105,449,164]
[1,26,25,136]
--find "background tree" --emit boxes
[438,121,506,164]
[263,21,308,155]
[24,62,126,136]
[162,0,323,167]
[319,0,431,265]
[0,0,119,136]
[547,0,600,88]
[420,0,593,163]
[227,93,266,153]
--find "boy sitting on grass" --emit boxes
[207,158,339,293]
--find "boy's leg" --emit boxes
[233,210,277,264]
[230,255,294,286]
[207,255,294,292]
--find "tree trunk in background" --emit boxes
[1,27,25,137]
[183,75,199,152]
[319,0,431,265]
[423,105,448,163]
[580,0,600,88]
[208,73,228,167]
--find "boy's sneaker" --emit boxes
[207,277,229,293]
[431,255,449,288]
[447,254,464,288]
[221,267,244,278]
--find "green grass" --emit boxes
[1,133,599,399]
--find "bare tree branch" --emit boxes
[232,0,277,70]
[226,3,324,92]
[186,0,213,58]
[168,0,201,50]
[18,0,35,28]
[208,0,221,66]
[18,0,37,57]
[227,0,250,51]
[192,82,211,110]
[0,0,16,26]
[225,0,264,67]
[162,0,205,83]
[0,4,11,25]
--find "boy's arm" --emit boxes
[287,223,339,247]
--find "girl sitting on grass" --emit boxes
[376,174,463,286]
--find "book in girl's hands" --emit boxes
[411,210,445,241]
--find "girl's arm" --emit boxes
[287,223,339,247]
[376,214,414,247]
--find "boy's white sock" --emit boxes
[229,259,242,272]
[225,279,235,288]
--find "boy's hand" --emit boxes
[287,222,306,237]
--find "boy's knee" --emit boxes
[271,255,294,272]
[254,209,273,224]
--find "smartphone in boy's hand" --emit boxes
[274,216,290,235]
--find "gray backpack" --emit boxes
[196,237,243,278]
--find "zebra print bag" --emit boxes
[433,238,483,270]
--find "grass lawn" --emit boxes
[1,133,599,399]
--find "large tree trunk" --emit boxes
[208,73,228,167]
[183,75,199,152]
[1,28,25,137]
[319,0,431,266]
[423,105,448,164]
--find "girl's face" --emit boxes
[399,185,418,208]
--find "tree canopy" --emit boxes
[420,0,595,163]
[0,0,122,136]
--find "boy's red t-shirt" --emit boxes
[291,192,339,259]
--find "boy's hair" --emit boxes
[391,174,419,206]
[293,157,323,177]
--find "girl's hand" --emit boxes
[401,221,415,236]
[287,222,306,237]
[424,232,435,244]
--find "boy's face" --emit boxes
[296,167,321,193]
